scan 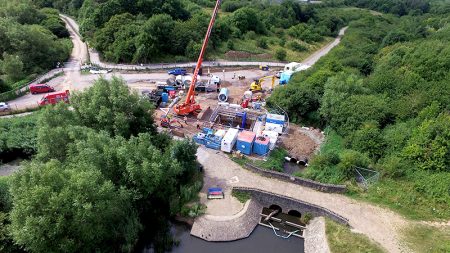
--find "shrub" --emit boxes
[256,38,268,49]
[287,41,307,52]
[275,48,287,61]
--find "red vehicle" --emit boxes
[38,90,70,106]
[29,84,55,94]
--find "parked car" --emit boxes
[168,68,187,76]
[29,83,55,94]
[38,90,70,106]
[0,102,10,112]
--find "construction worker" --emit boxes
[184,116,188,125]
[196,119,201,130]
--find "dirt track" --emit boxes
[198,146,410,253]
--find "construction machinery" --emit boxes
[173,0,222,116]
[160,97,183,128]
[250,76,276,92]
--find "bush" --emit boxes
[275,48,287,61]
[227,40,235,50]
[256,38,268,49]
[287,41,307,52]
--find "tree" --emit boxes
[231,7,266,34]
[0,53,24,83]
[256,38,268,49]
[275,48,286,61]
[402,113,450,172]
[133,14,175,62]
[10,160,140,253]
[71,77,155,138]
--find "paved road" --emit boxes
[61,15,346,71]
[5,15,347,110]
[197,146,410,253]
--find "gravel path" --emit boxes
[197,146,410,253]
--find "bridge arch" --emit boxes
[269,204,282,213]
[288,210,302,218]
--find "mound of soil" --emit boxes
[280,125,324,160]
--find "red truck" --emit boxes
[29,84,55,94]
[38,90,70,106]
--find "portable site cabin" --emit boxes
[253,136,270,155]
[237,131,256,155]
[279,72,293,85]
[266,113,285,125]
[265,122,283,134]
[221,128,239,153]
[252,121,264,135]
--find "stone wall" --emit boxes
[245,163,347,193]
[233,186,349,226]
[304,217,331,253]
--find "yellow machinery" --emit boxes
[250,76,275,91]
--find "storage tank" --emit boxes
[221,128,239,153]
[236,130,256,155]
[218,88,229,102]
[253,136,270,155]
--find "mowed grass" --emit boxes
[325,219,385,253]
[402,224,450,253]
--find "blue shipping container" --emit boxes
[253,142,269,155]
[236,140,253,155]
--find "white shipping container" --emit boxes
[266,113,285,122]
[221,128,240,153]
[215,129,226,138]
[252,121,264,135]
[265,122,283,134]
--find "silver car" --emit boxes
[0,102,10,112]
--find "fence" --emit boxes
[0,69,64,102]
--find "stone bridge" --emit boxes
[233,186,349,226]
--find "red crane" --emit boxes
[173,0,222,116]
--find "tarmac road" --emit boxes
[6,15,347,111]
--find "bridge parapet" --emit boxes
[244,163,347,193]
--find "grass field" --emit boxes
[209,34,333,62]
[325,219,385,253]
[402,224,450,253]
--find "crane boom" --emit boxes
[174,0,222,116]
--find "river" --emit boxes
[141,223,304,253]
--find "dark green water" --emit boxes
[165,223,304,253]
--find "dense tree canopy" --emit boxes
[3,78,200,252]
[65,0,354,63]
[269,5,450,218]
[0,0,71,89]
